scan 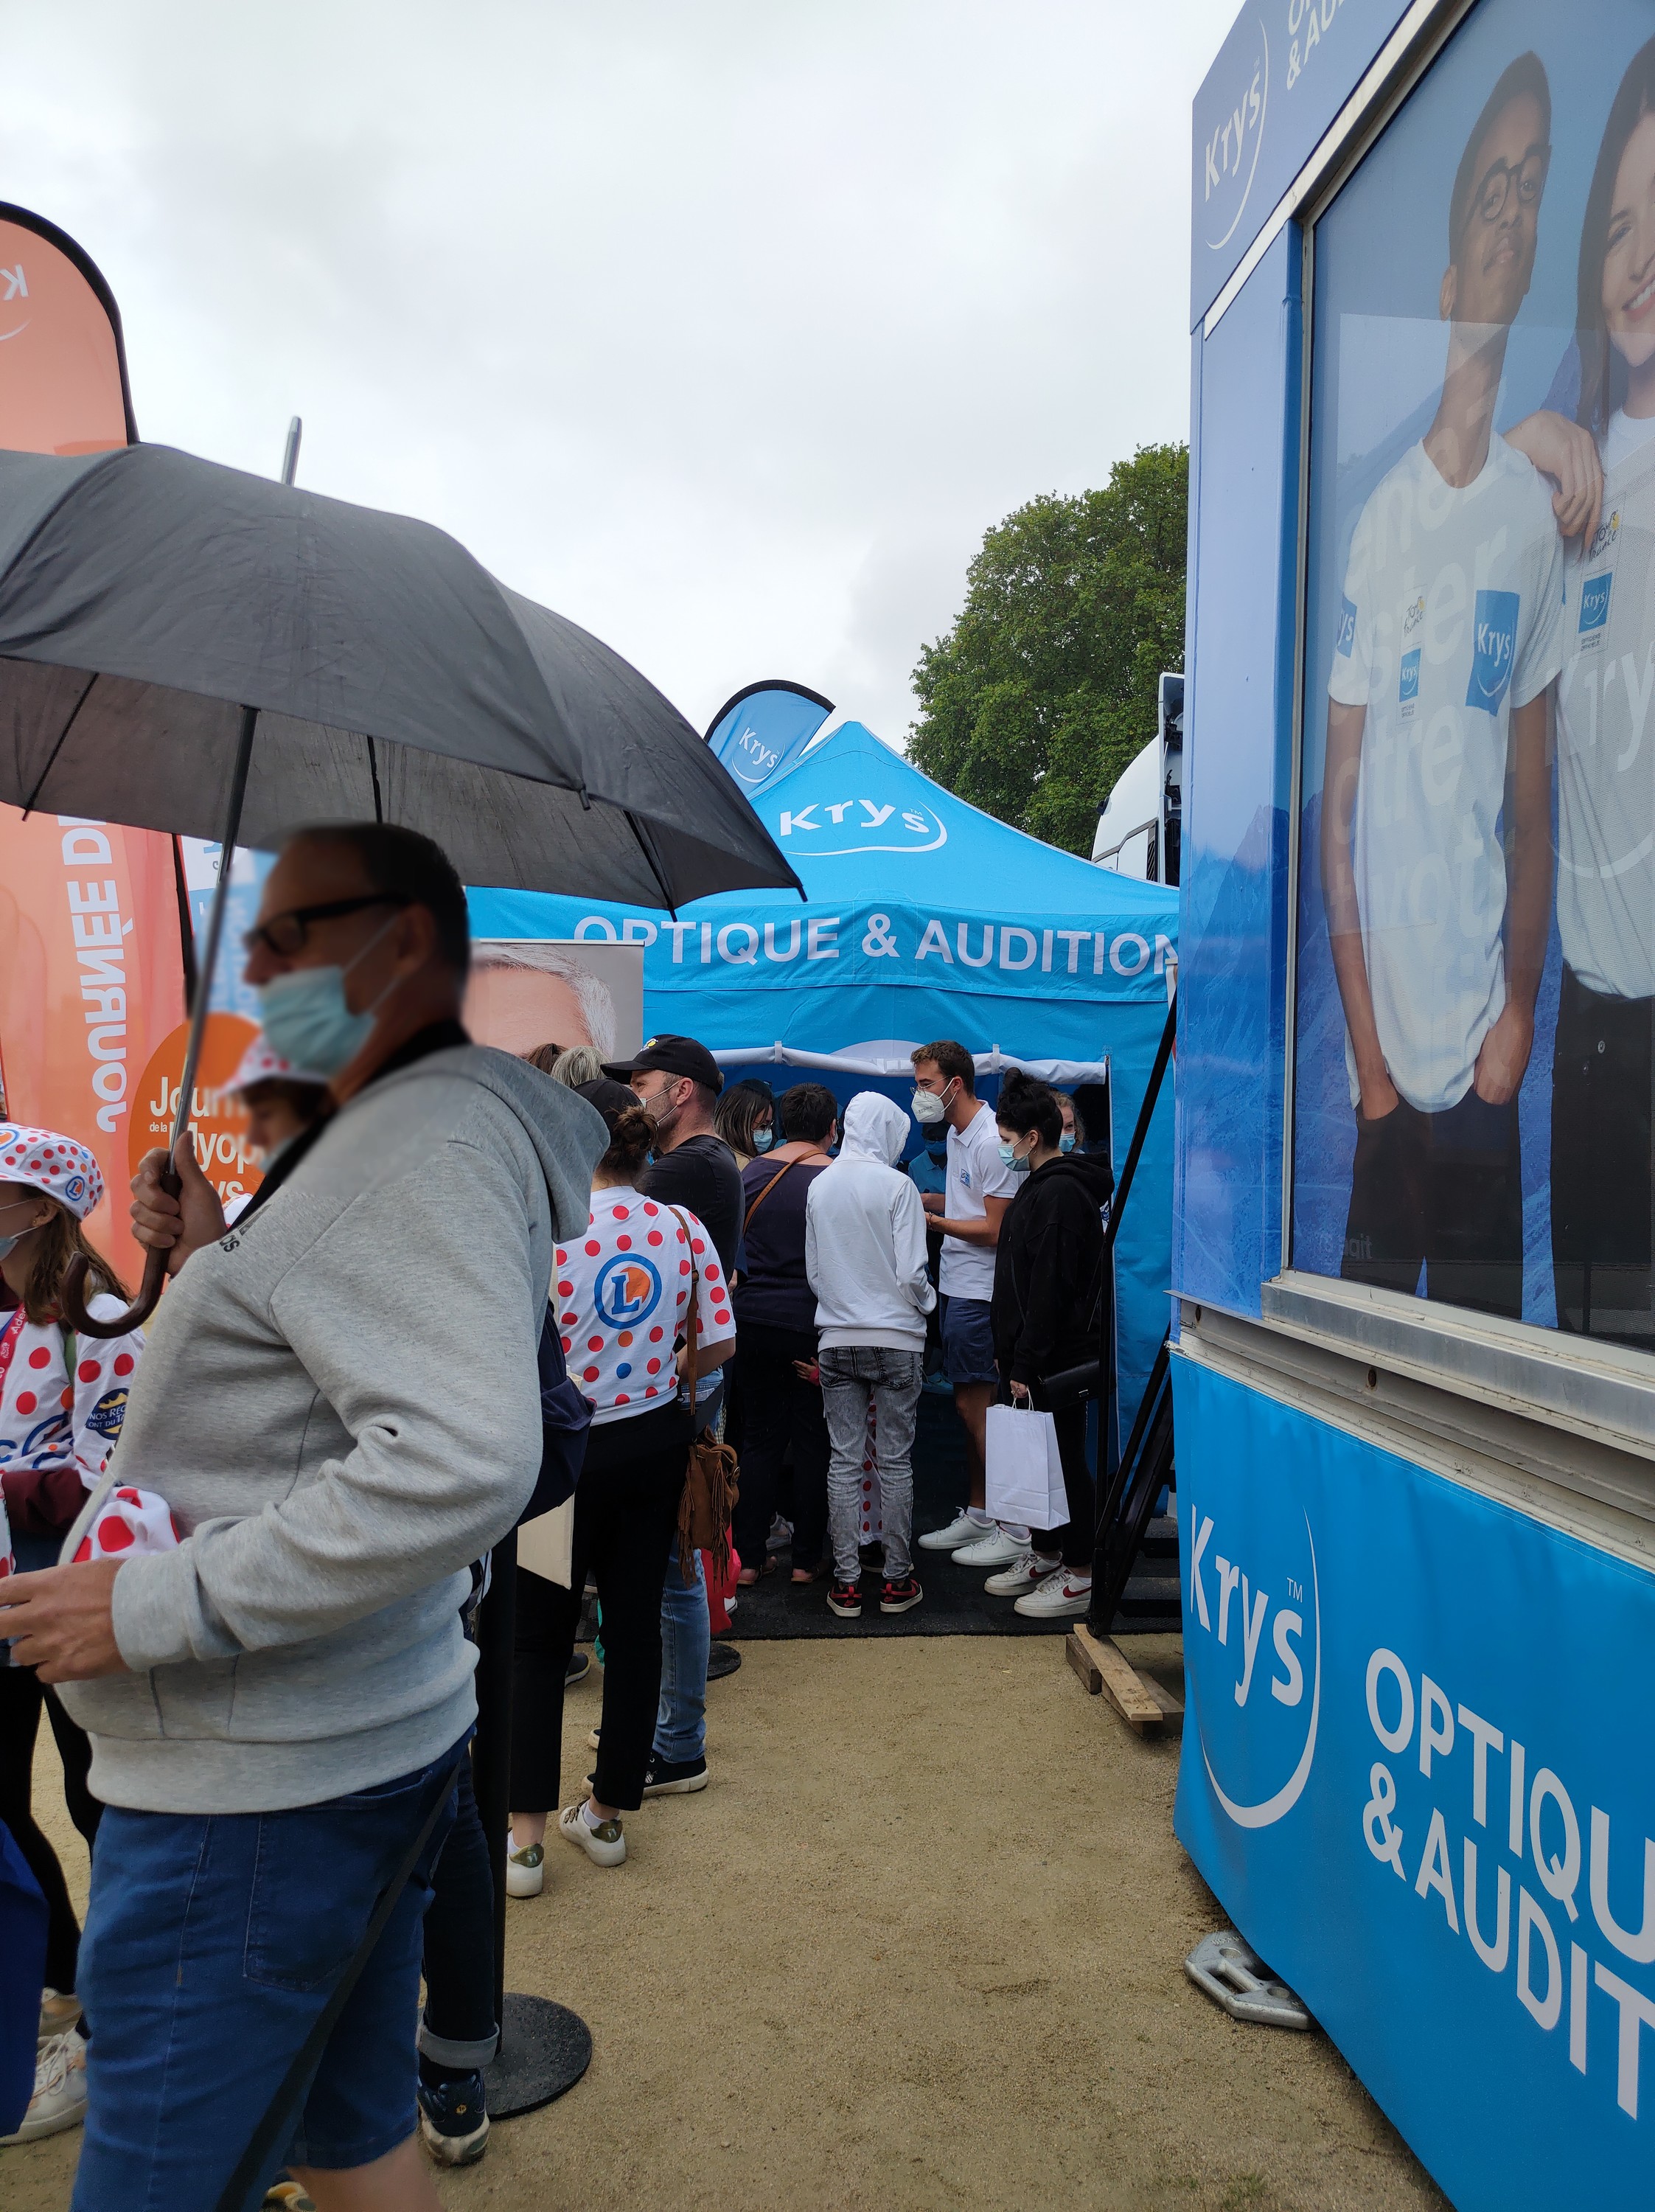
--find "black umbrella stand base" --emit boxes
[485,1992,592,2121]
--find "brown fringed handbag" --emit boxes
[667,1207,739,1584]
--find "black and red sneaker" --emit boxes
[879,1575,924,1615]
[826,1578,863,1618]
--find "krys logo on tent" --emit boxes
[773,794,947,856]
[1187,1498,1320,1827]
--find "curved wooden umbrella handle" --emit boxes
[60,1152,181,1338]
[62,1245,167,1337]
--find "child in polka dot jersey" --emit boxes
[0,1124,147,2126]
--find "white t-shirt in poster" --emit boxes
[554,1187,733,1427]
[1328,432,1565,1112]
[1557,421,1655,999]
[940,1099,1018,1301]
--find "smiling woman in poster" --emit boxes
[1550,37,1655,1349]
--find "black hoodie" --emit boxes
[989,1150,1115,1391]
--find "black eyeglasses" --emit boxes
[1472,147,1550,228]
[243,894,410,959]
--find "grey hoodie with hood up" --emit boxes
[805,1092,935,1352]
[57,1044,605,1814]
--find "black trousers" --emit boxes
[419,1753,496,2081]
[0,1660,102,1995]
[1028,1402,1095,1570]
[510,1402,689,1815]
[1552,967,1655,1347]
[1339,1087,1522,1320]
[731,1321,829,1573]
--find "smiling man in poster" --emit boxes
[1320,53,1566,1320]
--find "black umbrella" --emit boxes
[0,437,801,1331]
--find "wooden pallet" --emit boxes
[1066,1623,1183,1736]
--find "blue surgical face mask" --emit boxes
[753,1127,774,1153]
[257,915,401,1079]
[1059,1132,1076,1153]
[997,1137,1031,1175]
[0,1196,41,1262]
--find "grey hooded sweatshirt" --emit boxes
[57,1044,605,1814]
[805,1092,935,1352]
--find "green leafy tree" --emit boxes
[908,443,1188,855]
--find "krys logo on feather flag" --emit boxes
[1186,1496,1321,1827]
[773,793,947,857]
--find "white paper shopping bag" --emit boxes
[985,1404,1067,1529]
[517,1496,575,1587]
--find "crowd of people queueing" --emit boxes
[0,819,1115,2204]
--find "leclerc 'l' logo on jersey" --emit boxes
[1466,589,1520,714]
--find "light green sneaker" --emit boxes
[505,1840,545,1897]
[559,1798,627,1867]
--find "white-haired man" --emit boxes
[464,942,619,1060]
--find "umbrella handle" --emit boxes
[60,1155,182,1338]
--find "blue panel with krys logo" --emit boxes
[705,683,835,799]
[1174,1354,1655,2208]
[1191,0,1413,324]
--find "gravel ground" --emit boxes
[7,1633,1446,2212]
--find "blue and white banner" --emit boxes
[705,680,835,798]
[1174,1354,1655,2208]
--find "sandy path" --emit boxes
[7,1633,1443,2211]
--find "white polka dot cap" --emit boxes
[229,1033,331,1094]
[0,1125,105,1220]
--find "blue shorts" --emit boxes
[939,1294,997,1388]
[72,1739,464,2206]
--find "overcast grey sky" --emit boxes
[10,1,1236,746]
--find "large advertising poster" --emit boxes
[1294,2,1655,1349]
[0,207,186,1279]
[464,940,644,1061]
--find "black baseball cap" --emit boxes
[574,1077,638,1130]
[602,1033,724,1093]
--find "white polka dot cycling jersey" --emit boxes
[554,1186,734,1426]
[0,1293,147,1575]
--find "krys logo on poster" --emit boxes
[1188,1500,1320,1827]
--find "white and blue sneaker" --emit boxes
[417,2070,489,2166]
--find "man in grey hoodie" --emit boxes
[804,1092,935,1621]
[1,824,604,2212]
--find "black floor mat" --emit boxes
[722,1391,1180,1642]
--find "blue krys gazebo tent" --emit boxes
[470,721,1177,1446]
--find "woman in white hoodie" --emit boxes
[804,1092,936,1619]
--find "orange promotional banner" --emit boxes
[0,812,188,1281]
[130,1013,261,1219]
[0,206,190,1280]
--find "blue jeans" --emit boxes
[72,1739,463,2208]
[655,1542,708,1764]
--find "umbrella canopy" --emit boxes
[0,443,801,908]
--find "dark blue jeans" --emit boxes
[72,1738,463,2207]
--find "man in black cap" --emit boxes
[603,1034,742,1282]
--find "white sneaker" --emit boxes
[1,2026,87,2143]
[918,1511,984,1552]
[505,1840,544,1897]
[38,1987,81,2048]
[952,1528,1024,1570]
[1014,1567,1095,1618]
[559,1798,627,1867]
[983,1549,1061,1596]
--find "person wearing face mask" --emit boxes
[0,1130,143,2149]
[0,822,605,2212]
[714,1080,776,1171]
[986,1074,1114,1615]
[1054,1093,1079,1154]
[908,1041,1020,1565]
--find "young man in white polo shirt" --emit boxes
[1320,52,1564,1321]
[908,1040,1022,1567]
